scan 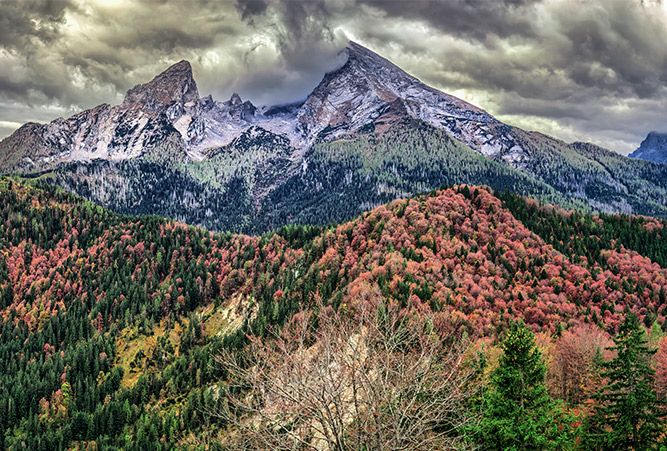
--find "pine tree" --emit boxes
[476,320,572,450]
[584,312,666,450]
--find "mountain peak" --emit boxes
[152,60,194,83]
[338,40,417,84]
[230,92,242,106]
[168,59,191,71]
[629,131,667,164]
[347,40,377,57]
[646,131,667,140]
[295,40,497,148]
[123,60,199,109]
[347,41,401,65]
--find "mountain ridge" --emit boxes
[2,41,667,233]
[0,41,567,169]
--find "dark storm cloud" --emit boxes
[222,0,348,104]
[343,0,667,153]
[354,0,667,99]
[359,0,538,42]
[0,0,77,104]
[0,0,72,50]
[1,0,666,154]
[236,0,269,21]
[546,1,667,98]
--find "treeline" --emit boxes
[51,159,257,234]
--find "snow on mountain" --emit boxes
[1,41,530,171]
[293,42,527,160]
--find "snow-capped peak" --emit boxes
[289,41,522,158]
[0,42,528,171]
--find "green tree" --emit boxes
[70,411,90,441]
[584,312,665,450]
[476,320,572,450]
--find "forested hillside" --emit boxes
[41,119,667,237]
[41,120,574,234]
[3,178,667,449]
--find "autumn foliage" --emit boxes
[2,178,667,448]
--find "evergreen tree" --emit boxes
[584,312,665,450]
[476,320,572,450]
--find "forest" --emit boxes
[2,177,667,449]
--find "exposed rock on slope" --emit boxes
[296,42,525,158]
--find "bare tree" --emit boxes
[211,299,478,450]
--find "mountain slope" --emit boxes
[0,61,196,171]
[294,42,521,156]
[2,179,667,448]
[46,120,579,234]
[2,42,667,232]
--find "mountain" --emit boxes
[0,61,195,170]
[629,131,667,164]
[293,42,523,158]
[0,43,524,166]
[3,178,667,448]
[2,42,667,233]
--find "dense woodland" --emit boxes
[3,178,667,449]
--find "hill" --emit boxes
[2,179,667,448]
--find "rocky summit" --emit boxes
[629,131,667,164]
[2,42,667,233]
[0,42,528,170]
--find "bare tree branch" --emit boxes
[211,299,478,450]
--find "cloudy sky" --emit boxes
[1,0,666,155]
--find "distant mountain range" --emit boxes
[2,41,667,233]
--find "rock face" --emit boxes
[629,132,667,164]
[0,42,530,172]
[0,61,199,170]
